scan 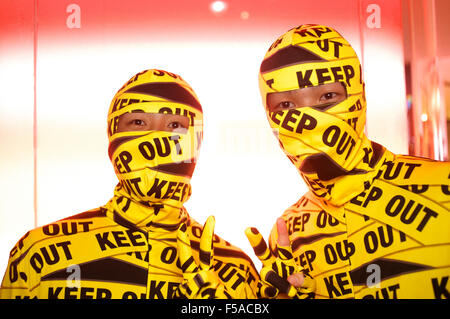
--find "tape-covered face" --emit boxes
[107,69,203,208]
[259,25,374,202]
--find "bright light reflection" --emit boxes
[210,1,227,13]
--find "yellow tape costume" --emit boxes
[252,24,450,298]
[0,70,258,299]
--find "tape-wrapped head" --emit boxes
[259,24,364,103]
[259,25,377,205]
[107,69,203,208]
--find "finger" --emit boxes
[298,272,316,294]
[276,218,295,261]
[276,218,290,247]
[261,268,297,298]
[287,273,304,288]
[199,216,215,270]
[258,282,278,299]
[245,227,275,266]
[177,223,198,274]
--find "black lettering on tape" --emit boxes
[385,195,438,232]
[331,66,344,81]
[281,109,301,132]
[296,70,313,88]
[160,247,177,264]
[96,232,117,251]
[432,276,449,299]
[149,280,165,299]
[146,178,168,198]
[118,151,133,173]
[316,210,339,228]
[342,65,354,86]
[139,142,156,160]
[324,272,352,298]
[362,284,400,299]
[30,241,73,273]
[324,240,355,264]
[48,286,112,299]
[441,185,450,195]
[296,113,317,134]
[322,125,340,147]
[218,263,237,283]
[364,225,401,254]
[297,250,316,271]
[154,137,171,157]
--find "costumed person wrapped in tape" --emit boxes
[0,69,259,299]
[246,24,450,299]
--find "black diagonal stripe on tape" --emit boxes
[193,273,205,288]
[291,231,346,251]
[41,257,148,286]
[199,249,211,266]
[124,82,202,111]
[253,238,268,257]
[108,134,147,159]
[248,227,269,257]
[260,45,326,73]
[349,258,433,286]
[151,161,196,178]
[277,247,293,260]
[181,256,196,273]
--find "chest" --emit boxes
[284,184,450,299]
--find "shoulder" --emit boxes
[280,192,324,220]
[8,207,110,260]
[374,155,450,216]
[377,153,450,184]
[374,153,450,207]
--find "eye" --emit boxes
[168,121,187,129]
[131,119,145,126]
[321,92,338,101]
[278,101,295,109]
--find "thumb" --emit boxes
[287,273,305,288]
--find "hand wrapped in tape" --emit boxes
[175,216,232,299]
[245,218,315,299]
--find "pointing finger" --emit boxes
[276,218,290,247]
